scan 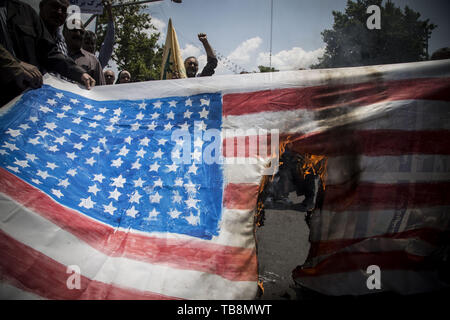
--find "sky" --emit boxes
[23,0,450,76]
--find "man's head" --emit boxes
[116,70,131,84]
[82,30,97,54]
[184,56,198,78]
[104,70,115,85]
[63,18,85,52]
[39,0,70,33]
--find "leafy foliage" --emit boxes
[258,65,279,73]
[312,0,436,69]
[96,0,163,81]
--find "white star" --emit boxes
[66,152,77,160]
[58,178,70,188]
[168,208,182,219]
[73,142,84,150]
[47,98,57,106]
[164,122,174,131]
[139,137,150,146]
[129,191,142,204]
[117,145,129,156]
[179,122,190,131]
[51,189,63,198]
[99,107,107,114]
[167,110,175,120]
[28,137,41,145]
[31,178,42,185]
[91,146,102,154]
[46,162,58,170]
[54,136,66,145]
[185,212,200,226]
[200,98,210,106]
[185,98,193,106]
[109,116,120,124]
[151,112,160,119]
[174,177,183,187]
[39,105,52,113]
[37,170,50,180]
[70,98,79,104]
[26,153,38,162]
[84,104,94,110]
[195,120,207,131]
[145,208,160,221]
[6,128,21,137]
[113,107,122,116]
[154,178,163,188]
[55,92,64,98]
[157,138,167,145]
[77,110,87,116]
[168,100,177,108]
[88,184,100,196]
[36,130,49,138]
[108,188,121,201]
[131,122,140,131]
[72,117,82,124]
[191,149,202,162]
[136,148,147,158]
[133,177,145,188]
[79,196,95,209]
[172,191,182,204]
[85,157,96,166]
[149,192,162,203]
[111,175,126,188]
[93,173,105,183]
[88,122,99,128]
[126,206,139,218]
[29,116,38,123]
[171,149,181,160]
[138,102,147,109]
[153,101,162,109]
[136,112,144,120]
[98,137,107,144]
[124,136,133,144]
[199,107,209,119]
[166,162,178,172]
[185,197,200,209]
[67,168,77,176]
[7,166,19,173]
[103,202,117,215]
[147,122,156,131]
[194,137,204,148]
[3,142,19,151]
[183,109,193,119]
[153,149,163,159]
[149,162,160,172]
[61,105,71,112]
[93,114,104,121]
[184,181,198,194]
[111,157,123,168]
[14,158,29,168]
[0,149,9,156]
[64,129,73,136]
[131,158,141,170]
[19,123,30,130]
[48,145,59,152]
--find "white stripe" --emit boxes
[294,269,447,296]
[309,206,450,242]
[326,155,450,185]
[0,193,257,300]
[40,60,450,101]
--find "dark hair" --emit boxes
[184,56,198,63]
[115,70,131,84]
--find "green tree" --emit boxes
[312,0,436,69]
[96,0,163,81]
[258,65,279,73]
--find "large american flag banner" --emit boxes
[0,59,449,299]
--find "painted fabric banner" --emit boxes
[0,59,449,299]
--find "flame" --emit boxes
[301,154,328,189]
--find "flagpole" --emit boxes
[269,0,273,69]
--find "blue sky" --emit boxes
[23,0,450,75]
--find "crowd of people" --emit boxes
[0,0,218,106]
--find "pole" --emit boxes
[269,0,273,69]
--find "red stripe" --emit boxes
[222,130,450,158]
[0,168,257,281]
[223,77,450,116]
[0,230,180,300]
[323,181,450,211]
[223,183,260,210]
[308,228,449,258]
[292,250,437,278]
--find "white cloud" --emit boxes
[227,37,263,65]
[180,44,202,60]
[257,47,325,71]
